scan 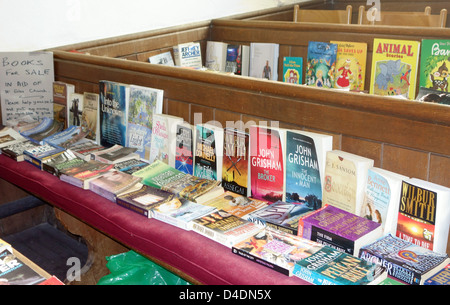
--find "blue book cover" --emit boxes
[306,41,338,88]
[43,125,86,149]
[175,123,194,175]
[99,80,129,148]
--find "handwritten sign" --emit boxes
[0,51,54,124]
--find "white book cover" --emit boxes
[149,113,183,166]
[173,41,202,69]
[148,51,175,66]
[205,41,227,72]
[249,43,279,81]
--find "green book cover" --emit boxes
[419,39,450,91]
[133,160,185,189]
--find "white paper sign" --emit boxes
[0,51,54,124]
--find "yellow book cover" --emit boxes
[370,38,420,99]
[331,41,367,91]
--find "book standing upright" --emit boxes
[194,123,223,181]
[82,92,100,144]
[52,81,74,130]
[249,43,279,81]
[330,41,367,91]
[305,41,338,88]
[419,39,450,94]
[222,128,249,196]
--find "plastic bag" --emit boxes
[97,250,191,285]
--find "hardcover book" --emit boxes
[370,38,420,99]
[322,150,374,215]
[1,140,39,162]
[284,129,332,207]
[247,200,313,236]
[282,57,303,84]
[52,81,74,130]
[419,39,450,93]
[82,92,100,144]
[59,160,114,189]
[42,149,85,177]
[250,126,284,203]
[396,178,450,254]
[359,167,408,235]
[330,41,367,91]
[149,113,183,165]
[249,43,279,81]
[99,80,130,148]
[173,41,202,69]
[91,144,139,164]
[88,170,142,202]
[132,159,186,189]
[191,209,262,248]
[175,122,195,175]
[232,227,323,276]
[222,128,249,196]
[202,191,268,220]
[298,204,382,256]
[305,41,338,88]
[194,123,223,181]
[23,143,65,170]
[116,184,176,218]
[68,92,84,128]
[293,245,386,285]
[359,233,450,285]
[126,85,163,160]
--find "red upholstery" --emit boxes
[0,154,309,285]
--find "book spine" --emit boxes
[152,212,187,230]
[292,263,341,285]
[232,247,290,276]
[60,174,84,189]
[89,184,116,202]
[191,223,230,247]
[115,198,150,218]
[23,154,43,169]
[1,149,20,161]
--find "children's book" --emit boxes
[250,126,284,203]
[359,233,450,285]
[370,38,420,99]
[232,227,323,276]
[330,41,367,91]
[282,57,303,84]
[194,123,223,181]
[99,80,130,148]
[52,81,74,130]
[126,85,163,160]
[305,41,338,88]
[175,122,194,175]
[82,92,100,144]
[249,43,279,81]
[419,39,450,93]
[222,128,249,196]
[396,178,450,254]
[149,114,183,165]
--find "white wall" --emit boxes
[0,0,301,52]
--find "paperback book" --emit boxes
[126,85,163,160]
[88,170,142,202]
[42,149,85,177]
[0,128,26,149]
[416,86,450,105]
[52,81,74,129]
[194,123,223,181]
[175,122,194,175]
[1,140,39,162]
[0,249,46,285]
[424,263,450,285]
[22,118,64,145]
[330,41,367,91]
[205,41,227,72]
[59,160,114,189]
[293,245,386,285]
[232,227,323,276]
[282,57,303,84]
[99,80,130,148]
[225,44,250,76]
[298,204,382,256]
[132,159,186,189]
[91,144,139,164]
[42,125,87,149]
[396,178,450,254]
[114,158,150,174]
[82,92,100,143]
[370,38,420,99]
[23,143,66,170]
[305,41,338,88]
[148,51,175,66]
[249,43,279,81]
[149,114,183,165]
[68,93,84,128]
[247,200,313,236]
[359,233,450,285]
[67,138,105,161]
[222,128,249,196]
[322,150,374,215]
[173,41,202,69]
[250,126,284,203]
[191,209,262,248]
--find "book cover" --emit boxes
[82,92,100,144]
[293,245,386,285]
[23,143,66,170]
[232,227,323,276]
[282,57,303,84]
[250,126,284,203]
[370,38,420,99]
[42,149,85,176]
[99,80,130,148]
[42,125,87,149]
[284,129,332,207]
[1,140,39,162]
[132,159,186,189]
[148,51,175,66]
[359,167,408,235]
[67,92,84,128]
[424,263,450,285]
[298,204,382,256]
[88,170,142,202]
[0,128,26,149]
[191,209,262,248]
[419,39,450,92]
[151,197,216,230]
[52,81,74,130]
[20,117,53,138]
[114,158,150,175]
[225,44,249,76]
[249,43,279,81]
[330,41,367,91]
[22,118,64,145]
[126,85,163,160]
[116,184,176,218]
[175,122,194,175]
[0,249,46,285]
[396,178,450,254]
[205,41,227,72]
[247,200,312,236]
[202,191,267,220]
[222,128,249,196]
[91,144,139,164]
[66,138,105,161]
[194,123,223,181]
[59,160,114,189]
[149,114,183,165]
[322,150,374,215]
[173,42,202,69]
[359,233,450,285]
[305,41,338,88]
